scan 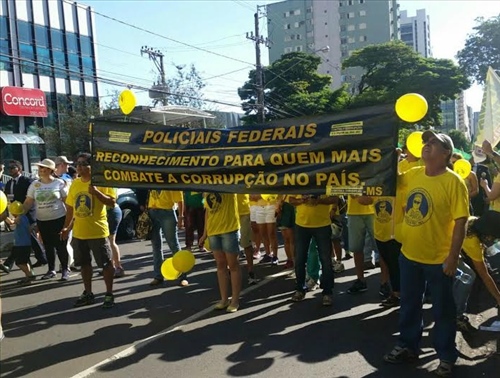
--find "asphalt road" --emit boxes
[0,234,499,378]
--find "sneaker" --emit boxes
[271,256,279,265]
[17,276,36,285]
[379,282,391,298]
[333,261,345,273]
[456,315,477,333]
[363,261,376,270]
[114,267,125,278]
[253,251,261,259]
[60,269,70,281]
[41,271,56,280]
[306,278,319,291]
[291,291,305,302]
[259,254,273,264]
[102,293,115,309]
[0,263,11,274]
[433,360,454,377]
[283,260,294,269]
[381,295,401,308]
[383,346,419,364]
[322,294,333,306]
[248,272,259,285]
[74,291,95,307]
[347,279,368,294]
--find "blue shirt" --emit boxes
[14,215,32,247]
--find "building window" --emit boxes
[339,2,343,6]
[66,33,79,54]
[82,56,95,80]
[359,23,367,29]
[306,31,314,37]
[284,11,289,18]
[295,45,303,52]
[0,39,12,71]
[348,0,353,5]
[359,0,365,3]
[359,35,368,42]
[348,12,355,18]
[348,37,355,43]
[284,47,293,53]
[294,9,301,15]
[347,25,355,31]
[36,47,51,76]
[341,37,347,44]
[296,34,302,40]
[19,43,36,74]
[284,24,291,30]
[359,10,366,16]
[295,22,299,27]
[306,7,312,13]
[51,29,64,50]
[285,35,291,42]
[17,21,33,43]
[340,25,347,32]
[68,53,81,79]
[53,50,67,78]
[35,25,49,47]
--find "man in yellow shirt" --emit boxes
[384,131,469,378]
[148,190,185,286]
[289,194,337,306]
[61,153,117,309]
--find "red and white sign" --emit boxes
[0,86,47,117]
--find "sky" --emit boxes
[84,0,500,113]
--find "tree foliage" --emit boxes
[457,15,500,84]
[239,52,349,124]
[448,129,472,153]
[164,63,206,108]
[39,98,100,158]
[343,41,471,126]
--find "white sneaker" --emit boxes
[306,278,319,291]
[333,261,345,273]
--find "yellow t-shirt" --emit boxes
[399,167,470,264]
[237,194,250,216]
[490,175,500,212]
[66,178,115,239]
[374,196,405,242]
[148,190,183,209]
[462,234,484,262]
[398,158,424,174]
[347,195,375,215]
[204,193,239,236]
[294,195,332,228]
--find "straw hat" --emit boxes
[34,158,56,171]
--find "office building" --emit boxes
[400,9,432,58]
[0,0,98,173]
[266,0,400,90]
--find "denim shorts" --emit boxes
[107,206,122,235]
[209,230,240,254]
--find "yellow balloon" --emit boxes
[118,89,137,115]
[453,159,472,180]
[406,131,424,158]
[395,93,429,123]
[161,258,181,280]
[0,191,7,214]
[8,201,24,215]
[261,194,278,201]
[173,250,196,273]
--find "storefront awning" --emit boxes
[0,133,45,144]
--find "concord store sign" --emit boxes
[0,86,47,117]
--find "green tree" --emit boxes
[39,98,100,157]
[239,52,350,124]
[343,41,470,126]
[448,129,472,153]
[457,15,500,84]
[163,63,206,108]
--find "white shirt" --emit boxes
[27,179,68,221]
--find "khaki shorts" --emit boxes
[72,237,113,268]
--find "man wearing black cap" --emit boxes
[384,131,470,377]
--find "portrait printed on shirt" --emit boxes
[404,189,432,226]
[74,192,92,217]
[205,192,222,213]
[375,199,393,223]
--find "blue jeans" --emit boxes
[294,225,333,295]
[398,254,457,363]
[148,209,182,280]
[307,238,321,282]
[453,259,476,316]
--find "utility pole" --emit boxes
[246,6,270,123]
[141,46,168,106]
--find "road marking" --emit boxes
[70,268,293,378]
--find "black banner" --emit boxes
[91,105,399,196]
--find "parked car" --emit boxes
[116,188,142,241]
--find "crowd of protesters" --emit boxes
[1,137,500,378]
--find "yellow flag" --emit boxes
[475,67,500,147]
